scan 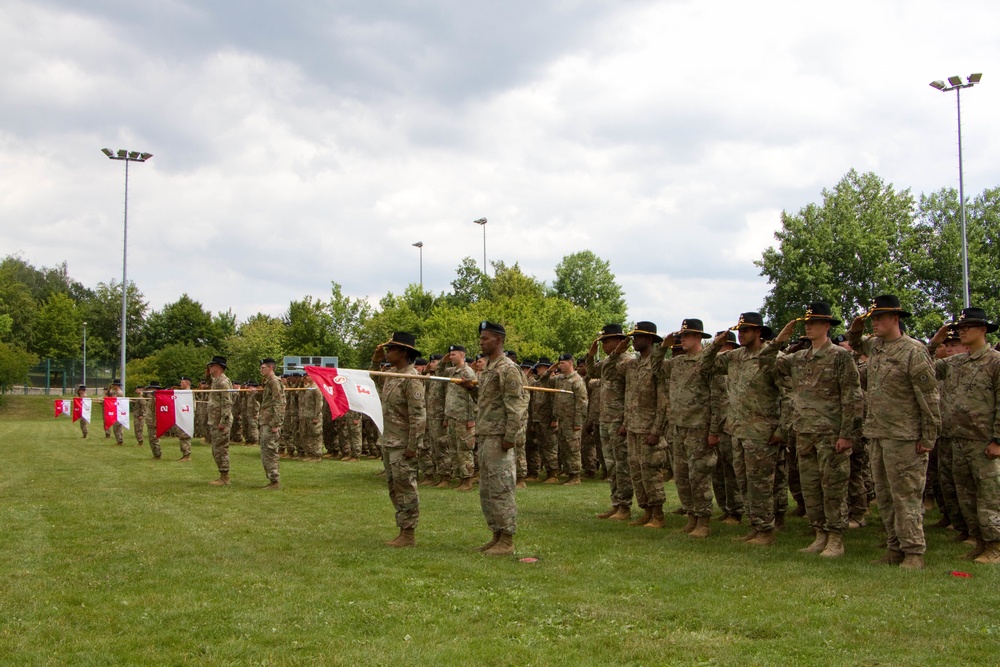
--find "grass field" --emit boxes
[0,395,996,666]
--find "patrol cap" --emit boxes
[448,344,466,353]
[479,321,506,336]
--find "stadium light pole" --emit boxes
[929,73,981,308]
[412,241,424,288]
[473,218,487,275]
[101,148,152,390]
[82,321,87,386]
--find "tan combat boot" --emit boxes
[178,454,191,462]
[819,532,845,558]
[746,530,775,546]
[456,478,474,492]
[544,472,561,484]
[262,481,280,490]
[688,517,711,539]
[736,528,760,543]
[386,528,415,548]
[973,541,1000,565]
[644,505,665,529]
[608,506,631,521]
[475,532,502,552]
[721,515,742,526]
[562,475,581,486]
[679,514,698,534]
[961,537,987,561]
[435,475,452,488]
[629,508,653,526]
[209,472,230,486]
[870,549,905,565]
[596,507,618,519]
[799,530,829,554]
[418,476,437,487]
[483,533,514,556]
[899,554,925,570]
[515,480,527,489]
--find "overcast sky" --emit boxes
[2,0,998,335]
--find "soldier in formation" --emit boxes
[257,358,284,489]
[206,355,235,486]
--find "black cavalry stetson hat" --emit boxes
[628,321,663,343]
[146,381,162,390]
[716,330,740,348]
[597,323,627,341]
[534,356,553,368]
[677,318,712,339]
[952,307,999,333]
[799,302,842,327]
[206,355,228,368]
[731,312,773,340]
[384,331,421,356]
[865,295,911,318]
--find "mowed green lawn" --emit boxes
[0,396,996,666]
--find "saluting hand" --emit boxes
[661,333,676,349]
[372,344,386,364]
[849,316,865,335]
[774,319,798,344]
[588,339,599,357]
[930,324,951,346]
[614,337,631,354]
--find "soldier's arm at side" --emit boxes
[404,378,426,455]
[500,366,525,447]
[908,347,941,450]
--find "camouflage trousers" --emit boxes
[299,418,323,457]
[783,435,802,508]
[733,438,780,531]
[952,437,1000,542]
[337,417,363,457]
[936,438,967,533]
[420,416,445,478]
[79,419,89,438]
[556,424,583,476]
[541,425,560,475]
[448,420,476,480]
[479,435,517,535]
[133,416,144,443]
[525,423,542,477]
[848,439,874,522]
[797,432,850,534]
[111,423,124,444]
[383,446,419,530]
[167,425,192,456]
[515,417,528,480]
[582,424,600,474]
[146,423,161,458]
[711,433,743,518]
[672,426,716,517]
[601,420,631,509]
[210,425,231,473]
[628,431,667,509]
[869,438,929,555]
[259,424,281,483]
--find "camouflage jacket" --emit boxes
[444,363,478,421]
[768,340,863,439]
[848,332,940,444]
[142,393,157,422]
[372,363,426,450]
[298,386,324,422]
[258,374,285,427]
[208,373,234,428]
[586,378,601,427]
[285,389,298,422]
[587,352,630,423]
[552,370,588,428]
[611,349,662,435]
[131,398,146,423]
[710,374,730,436]
[709,342,781,441]
[425,365,448,418]
[471,354,528,442]
[931,343,1000,442]
[528,376,553,423]
[655,344,716,432]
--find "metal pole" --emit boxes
[956,87,970,308]
[482,223,487,275]
[120,158,129,390]
[419,245,423,288]
[82,322,87,385]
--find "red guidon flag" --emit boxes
[72,397,92,423]
[55,399,72,418]
[102,396,130,431]
[155,389,195,438]
[304,366,384,433]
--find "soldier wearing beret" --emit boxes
[206,356,234,485]
[443,345,477,489]
[548,353,589,485]
[848,295,940,569]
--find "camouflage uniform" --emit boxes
[337,410,363,458]
[323,405,340,457]
[194,388,209,439]
[471,354,528,536]
[710,342,783,531]
[132,395,145,445]
[848,359,874,523]
[445,363,478,480]
[298,385,325,458]
[588,352,632,509]
[423,366,448,479]
[107,386,125,443]
[208,373,235,474]
[710,372,743,519]
[143,394,161,458]
[551,369,589,477]
[770,341,863,535]
[613,347,666,512]
[373,363,426,530]
[525,376,549,477]
[258,372,284,483]
[849,330,940,556]
[534,374,560,477]
[930,342,1000,543]
[229,390,244,444]
[286,382,301,456]
[928,354,967,533]
[244,389,260,445]
[656,345,717,518]
[582,377,601,476]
